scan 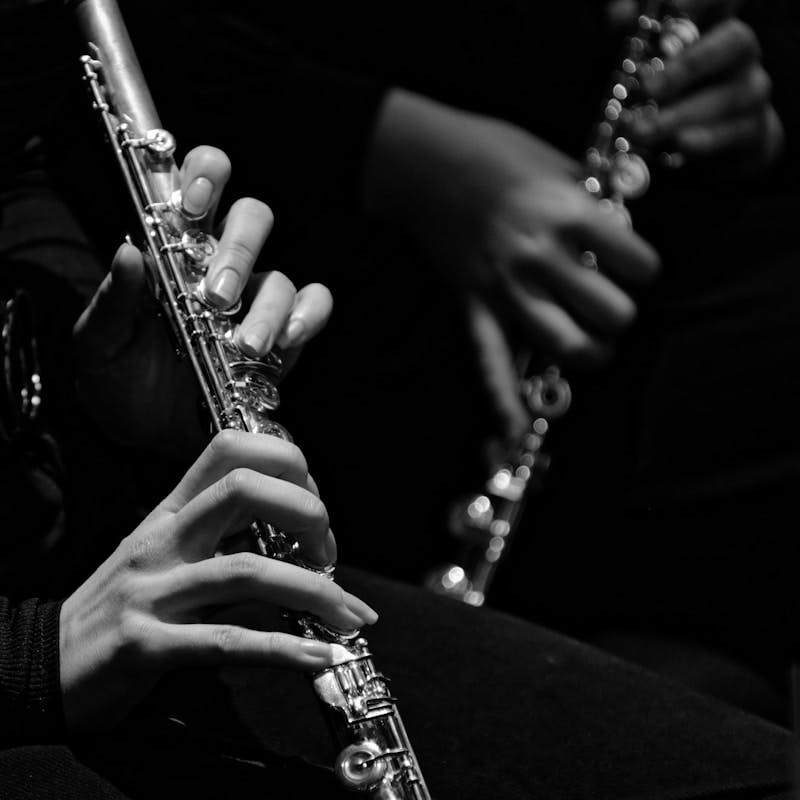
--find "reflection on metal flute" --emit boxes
[67,1,431,796]
[426,1,699,608]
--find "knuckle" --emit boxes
[727,19,760,59]
[117,611,152,664]
[212,625,243,655]
[208,428,246,464]
[281,441,309,480]
[224,552,261,583]
[124,532,158,571]
[309,571,338,604]
[217,467,255,504]
[301,494,329,531]
[223,237,257,267]
[260,630,284,657]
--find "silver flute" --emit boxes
[66,1,431,796]
[426,1,699,607]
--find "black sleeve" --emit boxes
[0,597,65,746]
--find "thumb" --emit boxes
[74,243,147,366]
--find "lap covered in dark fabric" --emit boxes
[67,567,797,800]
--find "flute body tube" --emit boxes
[67,2,431,796]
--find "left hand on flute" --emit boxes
[72,145,333,458]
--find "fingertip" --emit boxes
[236,321,274,358]
[277,317,307,349]
[642,243,661,282]
[110,241,147,293]
[182,176,215,218]
[203,266,242,309]
[343,591,379,626]
[299,639,335,670]
[325,530,337,564]
[230,196,275,232]
[308,282,333,310]
[569,339,616,371]
[278,283,334,348]
[182,145,232,188]
[112,241,144,270]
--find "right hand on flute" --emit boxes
[364,92,661,434]
[364,91,661,369]
[59,429,378,734]
[73,145,333,459]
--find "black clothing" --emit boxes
[1,569,798,800]
[0,597,64,745]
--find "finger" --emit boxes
[202,198,273,309]
[466,296,529,439]
[235,271,296,358]
[73,242,147,365]
[676,112,764,157]
[154,621,336,672]
[504,282,613,367]
[510,239,638,335]
[163,429,310,512]
[174,469,332,565]
[577,208,660,286]
[639,65,771,147]
[644,19,760,102]
[179,146,232,223]
[163,554,378,630]
[276,283,334,350]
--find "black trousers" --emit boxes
[3,567,795,800]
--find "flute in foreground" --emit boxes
[66,1,431,796]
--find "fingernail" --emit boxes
[325,530,338,564]
[206,267,239,308]
[300,639,333,667]
[238,322,273,357]
[344,591,379,626]
[183,177,214,217]
[285,317,306,346]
